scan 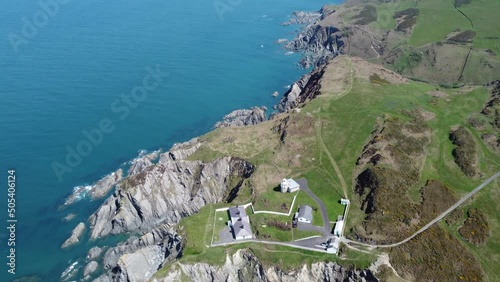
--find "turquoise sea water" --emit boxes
[0,0,336,280]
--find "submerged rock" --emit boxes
[62,213,76,222]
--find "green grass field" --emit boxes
[409,0,500,52]
[409,0,470,47]
[250,213,293,242]
[369,0,417,30]
[252,188,296,213]
[212,210,229,243]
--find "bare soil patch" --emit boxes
[351,57,407,84]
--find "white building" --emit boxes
[232,220,252,240]
[297,205,313,223]
[327,237,341,254]
[280,178,300,193]
[340,198,350,205]
[333,215,344,237]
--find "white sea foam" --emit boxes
[64,185,93,206]
[61,261,79,279]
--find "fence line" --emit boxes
[214,192,298,216]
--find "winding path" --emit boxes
[316,119,349,199]
[342,172,500,248]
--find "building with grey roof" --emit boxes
[228,206,252,240]
[228,206,248,225]
[297,205,313,223]
[232,219,252,240]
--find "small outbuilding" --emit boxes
[297,205,313,223]
[280,178,301,193]
[340,198,350,205]
[333,215,344,237]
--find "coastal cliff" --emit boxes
[88,141,254,239]
[152,249,377,282]
[92,224,182,282]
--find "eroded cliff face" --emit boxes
[88,144,254,239]
[152,249,378,282]
[285,6,343,68]
[91,224,182,282]
[277,65,327,112]
[215,107,268,128]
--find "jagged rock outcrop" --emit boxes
[95,224,182,282]
[215,107,268,128]
[63,169,123,206]
[161,138,202,161]
[128,150,160,176]
[61,222,85,249]
[88,154,254,239]
[152,249,377,282]
[277,65,326,112]
[89,169,124,199]
[285,7,342,67]
[282,10,322,26]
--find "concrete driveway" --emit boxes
[297,222,324,234]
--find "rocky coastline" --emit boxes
[283,6,343,68]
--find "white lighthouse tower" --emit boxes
[280,178,290,193]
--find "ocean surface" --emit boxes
[0,0,336,280]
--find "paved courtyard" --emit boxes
[218,226,236,244]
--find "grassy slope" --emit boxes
[168,55,499,279]
[409,0,470,47]
[408,0,500,52]
[349,0,500,85]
